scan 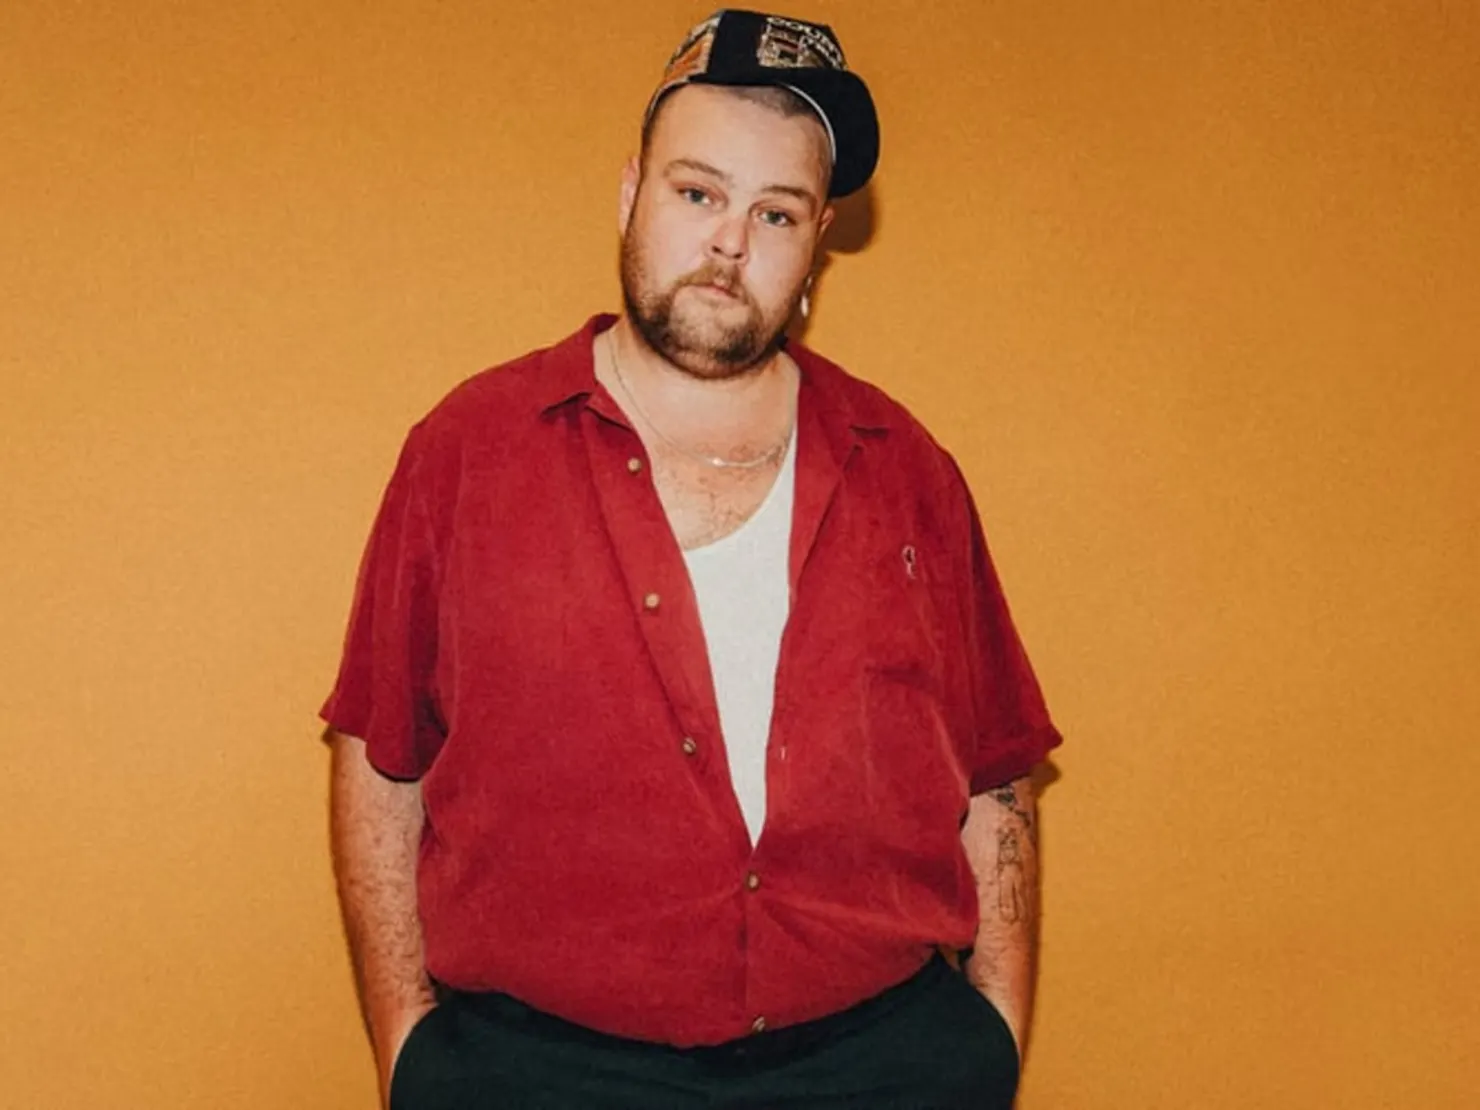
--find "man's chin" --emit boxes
[662,343,757,381]
[665,314,763,363]
[628,297,781,378]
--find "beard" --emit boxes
[619,223,799,381]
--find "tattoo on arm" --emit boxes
[987,781,1037,924]
[987,782,1037,846]
[995,827,1028,923]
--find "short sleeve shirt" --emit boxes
[321,315,1062,1047]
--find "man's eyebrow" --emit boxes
[760,183,820,212]
[664,158,734,186]
[664,158,820,213]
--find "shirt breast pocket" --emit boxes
[854,539,971,819]
[861,541,948,684]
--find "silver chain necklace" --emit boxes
[605,333,794,471]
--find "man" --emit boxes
[322,10,1061,1109]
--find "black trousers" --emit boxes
[389,956,1019,1110]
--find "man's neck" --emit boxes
[600,317,798,451]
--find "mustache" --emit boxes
[680,263,750,301]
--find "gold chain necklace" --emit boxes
[605,333,794,471]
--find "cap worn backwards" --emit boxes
[645,9,880,198]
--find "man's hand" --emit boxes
[377,998,439,1108]
[328,729,437,1109]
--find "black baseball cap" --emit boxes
[645,9,880,198]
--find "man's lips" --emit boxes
[687,280,743,300]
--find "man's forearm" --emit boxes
[961,775,1039,1060]
[328,730,436,1097]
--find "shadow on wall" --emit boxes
[788,182,878,343]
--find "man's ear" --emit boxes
[817,203,836,242]
[619,156,641,236]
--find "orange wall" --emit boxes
[3,2,1477,1106]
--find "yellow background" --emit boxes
[3,2,1476,1106]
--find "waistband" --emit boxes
[440,953,956,1068]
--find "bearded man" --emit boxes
[322,10,1061,1109]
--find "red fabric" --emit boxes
[320,315,1062,1047]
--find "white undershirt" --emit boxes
[681,430,797,846]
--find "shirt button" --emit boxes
[627,456,643,474]
[751,1016,767,1034]
[745,871,761,891]
[681,737,698,756]
[643,592,661,610]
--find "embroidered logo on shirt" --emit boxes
[901,544,919,580]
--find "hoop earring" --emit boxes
[801,275,815,319]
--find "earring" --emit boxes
[801,274,815,319]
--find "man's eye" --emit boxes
[679,187,710,205]
[759,210,795,228]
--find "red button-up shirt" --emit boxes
[321,315,1061,1047]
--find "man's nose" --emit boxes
[707,212,749,264]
